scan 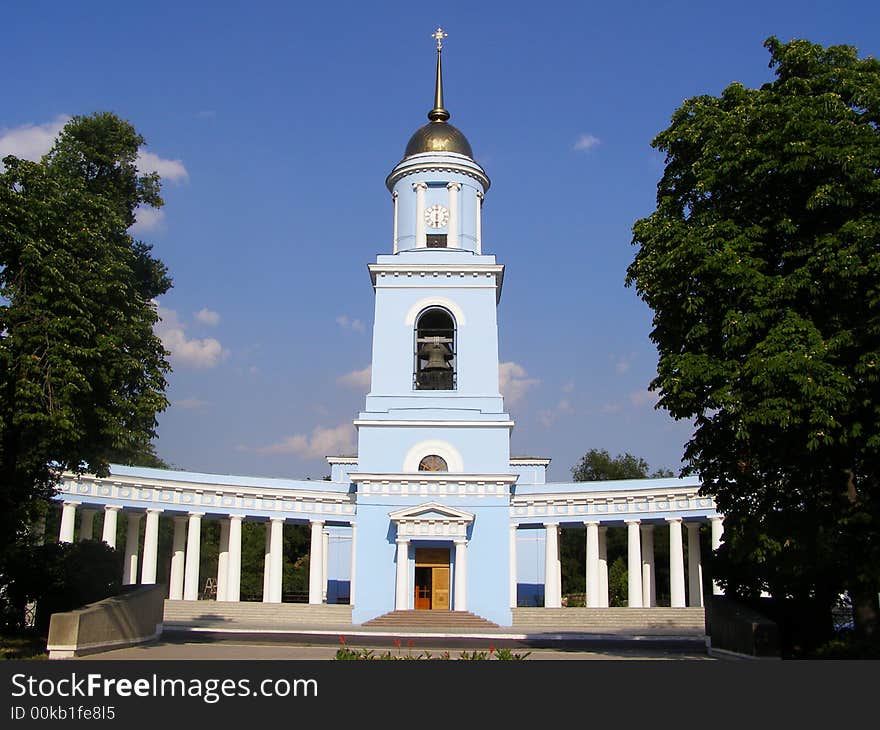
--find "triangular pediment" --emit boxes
[389,501,474,523]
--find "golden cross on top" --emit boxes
[432,27,448,51]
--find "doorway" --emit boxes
[414,548,450,610]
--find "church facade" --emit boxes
[52,32,722,628]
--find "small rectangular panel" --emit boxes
[432,566,450,610]
[415,548,450,567]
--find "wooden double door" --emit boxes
[414,548,450,610]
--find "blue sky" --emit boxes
[4,1,878,480]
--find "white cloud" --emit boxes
[0,115,70,163]
[538,399,573,428]
[194,308,221,326]
[629,389,660,408]
[155,304,228,369]
[615,357,632,375]
[337,365,371,390]
[573,133,601,152]
[130,205,165,233]
[176,397,208,410]
[136,150,188,183]
[336,314,365,333]
[499,361,539,406]
[600,402,623,415]
[239,423,356,460]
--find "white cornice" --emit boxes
[351,472,518,485]
[510,458,551,466]
[354,419,514,429]
[368,263,504,291]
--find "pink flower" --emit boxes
[407,639,415,648]
[489,644,496,654]
[339,635,346,645]
[394,639,401,648]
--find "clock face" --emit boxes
[424,204,450,229]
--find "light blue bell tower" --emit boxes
[348,28,516,626]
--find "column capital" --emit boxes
[625,518,642,526]
[582,519,601,526]
[446,181,462,191]
[146,507,164,515]
[391,190,398,199]
[62,500,82,507]
[103,504,122,512]
[395,537,409,546]
[309,519,325,526]
[269,516,285,523]
[187,511,205,518]
[476,190,484,200]
[454,538,468,546]
[412,181,428,191]
[665,516,683,523]
[709,515,724,523]
[229,513,246,522]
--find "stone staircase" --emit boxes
[163,600,353,631]
[512,607,706,636]
[361,610,502,631]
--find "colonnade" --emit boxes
[515,516,724,609]
[56,501,334,605]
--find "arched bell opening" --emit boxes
[414,308,456,390]
[418,455,448,472]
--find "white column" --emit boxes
[321,529,330,603]
[626,520,644,608]
[710,516,725,595]
[544,523,561,608]
[687,522,704,608]
[58,501,78,543]
[668,517,686,607]
[169,516,186,600]
[78,509,96,541]
[216,519,230,602]
[140,509,162,584]
[227,515,243,603]
[269,517,284,604]
[509,524,518,608]
[349,523,357,607]
[585,521,600,607]
[101,506,120,548]
[262,522,272,603]
[454,539,468,611]
[395,538,410,610]
[446,182,461,247]
[183,512,202,601]
[475,191,483,254]
[392,191,399,253]
[598,526,609,607]
[122,512,141,585]
[309,520,325,605]
[414,182,427,247]
[641,524,656,608]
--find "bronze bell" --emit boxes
[419,339,452,370]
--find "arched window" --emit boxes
[414,308,456,390]
[418,455,448,472]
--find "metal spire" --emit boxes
[428,27,450,123]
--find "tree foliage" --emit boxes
[626,38,880,634]
[0,112,171,555]
[571,448,674,481]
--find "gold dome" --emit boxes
[404,121,473,158]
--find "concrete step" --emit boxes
[512,607,706,634]
[163,600,353,628]
[361,610,501,630]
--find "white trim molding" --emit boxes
[352,472,517,499]
[402,439,465,473]
[389,501,475,540]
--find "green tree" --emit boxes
[0,112,172,558]
[571,448,674,481]
[626,38,880,639]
